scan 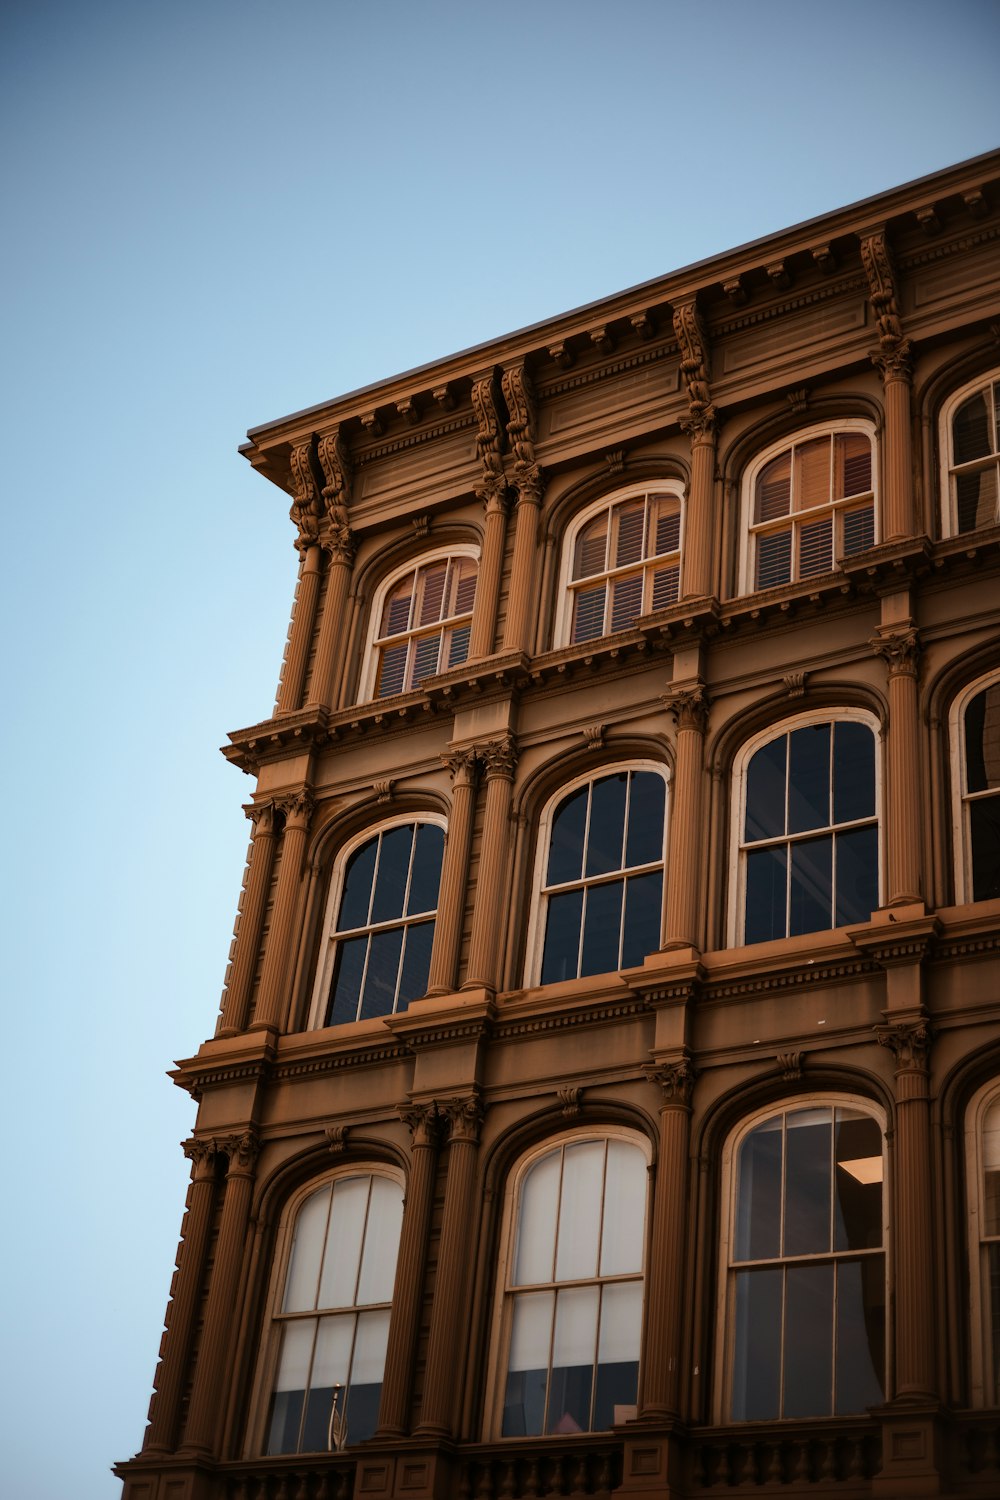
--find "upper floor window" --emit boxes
[492,1132,649,1437]
[719,1101,886,1422]
[965,1080,1000,1407]
[942,370,1000,535]
[362,549,478,700]
[309,817,445,1027]
[731,713,880,946]
[741,424,876,592]
[526,764,668,986]
[266,1171,404,1453]
[951,670,1000,904]
[556,485,684,646]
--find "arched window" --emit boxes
[951,669,1000,904]
[941,370,1000,536]
[718,1100,887,1422]
[491,1131,650,1437]
[556,484,685,646]
[361,549,478,701]
[309,817,445,1027]
[740,423,876,593]
[965,1080,1000,1407]
[731,712,880,946]
[526,764,668,986]
[266,1171,404,1453]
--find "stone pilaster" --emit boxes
[501,364,544,656]
[640,1059,695,1418]
[463,735,518,991]
[251,789,314,1032]
[860,230,915,541]
[662,686,708,951]
[426,750,479,994]
[673,299,717,601]
[468,479,509,660]
[871,625,922,905]
[217,803,277,1036]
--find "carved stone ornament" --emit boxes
[275,787,316,828]
[479,733,518,781]
[325,1124,350,1154]
[289,440,321,552]
[218,1128,260,1173]
[476,472,509,516]
[442,1095,485,1144]
[672,299,713,419]
[875,1019,933,1072]
[786,388,810,416]
[400,1102,441,1149]
[501,364,537,467]
[442,746,479,784]
[317,429,356,563]
[871,339,914,384]
[374,778,396,804]
[777,1050,803,1081]
[663,684,709,734]
[513,459,544,506]
[605,449,626,476]
[182,1136,218,1172]
[649,1058,696,1106]
[472,374,505,485]
[859,230,905,350]
[582,722,606,750]
[557,1086,582,1117]
[870,626,920,678]
[783,671,808,698]
[244,800,276,834]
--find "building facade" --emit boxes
[117,153,1000,1500]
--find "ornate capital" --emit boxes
[476,472,510,516]
[870,625,919,678]
[479,733,518,781]
[871,339,913,383]
[442,747,479,785]
[275,787,316,829]
[289,441,321,552]
[182,1137,219,1176]
[244,800,276,835]
[647,1057,696,1107]
[217,1128,259,1175]
[317,427,352,507]
[472,373,505,486]
[663,683,709,734]
[859,230,905,350]
[400,1102,441,1149]
[679,406,718,443]
[513,459,544,507]
[672,299,713,419]
[442,1094,484,1145]
[875,1019,932,1073]
[502,363,537,467]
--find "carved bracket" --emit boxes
[777,1050,803,1081]
[557,1086,583,1117]
[501,364,537,467]
[289,439,322,552]
[325,1124,350,1155]
[374,779,396,804]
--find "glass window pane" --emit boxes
[600,1141,647,1275]
[835,433,872,498]
[369,825,413,925]
[359,927,404,1020]
[381,581,413,637]
[756,528,792,589]
[788,723,831,833]
[756,453,791,522]
[967,686,1000,793]
[337,838,378,932]
[547,1285,600,1434]
[745,846,787,944]
[327,935,369,1026]
[593,1281,642,1429]
[376,642,408,698]
[406,824,444,914]
[731,1268,782,1421]
[417,564,447,626]
[503,1291,553,1437]
[784,1110,833,1257]
[547,786,588,886]
[304,1313,354,1452]
[835,1258,885,1414]
[833,721,876,823]
[784,1263,834,1417]
[794,437,831,510]
[956,465,999,533]
[625,771,665,869]
[954,390,993,466]
[585,773,628,876]
[514,1151,562,1285]
[267,1317,316,1453]
[835,825,879,926]
[735,1118,783,1262]
[556,1141,605,1281]
[580,879,624,977]
[745,736,787,841]
[347,1309,390,1444]
[621,871,662,969]
[971,796,1000,901]
[789,834,833,936]
[409,632,441,686]
[834,1111,883,1252]
[357,1177,403,1304]
[798,515,833,576]
[283,1187,332,1312]
[450,557,478,616]
[983,1099,1000,1235]
[609,572,643,632]
[397,920,434,1010]
[652,500,681,556]
[843,504,875,556]
[614,501,646,568]
[572,583,608,642]
[318,1175,370,1308]
[541,889,584,984]
[574,517,609,580]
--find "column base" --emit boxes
[872,1402,947,1498]
[613,1418,688,1500]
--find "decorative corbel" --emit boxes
[581,722,606,750]
[289,439,322,552]
[317,427,355,564]
[472,371,507,508]
[325,1124,350,1154]
[374,779,396,803]
[777,1050,803,1081]
[672,298,716,436]
[557,1086,582,1117]
[859,229,907,353]
[783,670,808,698]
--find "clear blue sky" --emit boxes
[1,2,997,1495]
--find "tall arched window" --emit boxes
[310,817,445,1027]
[718,1100,887,1422]
[266,1171,404,1453]
[965,1080,1000,1407]
[526,764,668,985]
[556,484,685,646]
[361,549,478,700]
[740,423,877,593]
[941,370,1000,536]
[731,712,880,946]
[951,669,1000,904]
[490,1131,650,1437]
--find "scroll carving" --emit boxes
[860,229,912,381]
[472,374,505,495]
[672,299,715,432]
[317,428,356,564]
[374,779,396,804]
[502,365,537,466]
[289,441,321,552]
[325,1124,350,1154]
[557,1086,582,1117]
[777,1050,803,1081]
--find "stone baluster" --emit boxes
[463,736,518,991]
[251,789,314,1031]
[871,625,922,905]
[218,803,278,1036]
[640,1060,695,1418]
[426,750,479,995]
[662,685,708,950]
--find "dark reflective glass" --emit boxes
[784,1263,834,1417]
[745,736,787,841]
[956,467,998,533]
[788,724,830,833]
[593,1361,638,1431]
[327,936,368,1026]
[990,1244,1000,1396]
[621,872,662,968]
[834,1113,883,1251]
[398,921,434,1010]
[337,838,378,932]
[835,825,879,925]
[585,774,628,877]
[369,825,413,924]
[624,771,665,868]
[789,835,833,935]
[835,1258,885,1413]
[359,928,403,1020]
[745,846,787,943]
[302,1384,337,1453]
[731,1268,781,1420]
[971,796,1000,900]
[833,721,876,824]
[345,1381,382,1445]
[502,1367,547,1437]
[966,687,1000,793]
[735,1122,783,1261]
[580,879,624,977]
[547,786,588,886]
[784,1112,832,1256]
[267,1387,305,1454]
[953,391,992,465]
[407,824,444,914]
[546,1364,592,1434]
[541,890,584,983]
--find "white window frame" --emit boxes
[247,1164,406,1458]
[358,545,480,703]
[949,667,1000,906]
[965,1077,1000,1408]
[308,813,448,1030]
[523,761,670,988]
[714,1094,890,1424]
[553,482,687,649]
[484,1125,652,1440]
[737,419,879,595]
[939,367,1000,539]
[727,708,883,948]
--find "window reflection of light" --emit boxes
[837,1156,883,1185]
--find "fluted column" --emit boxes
[501,465,544,655]
[277,543,322,713]
[426,750,479,994]
[251,789,314,1031]
[875,346,916,541]
[871,626,922,905]
[468,481,509,660]
[180,1131,259,1455]
[218,803,277,1036]
[876,1021,936,1400]
[663,685,708,950]
[416,1098,483,1436]
[311,428,356,709]
[680,416,717,599]
[376,1105,441,1437]
[143,1140,219,1453]
[640,1060,695,1418]
[463,735,517,991]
